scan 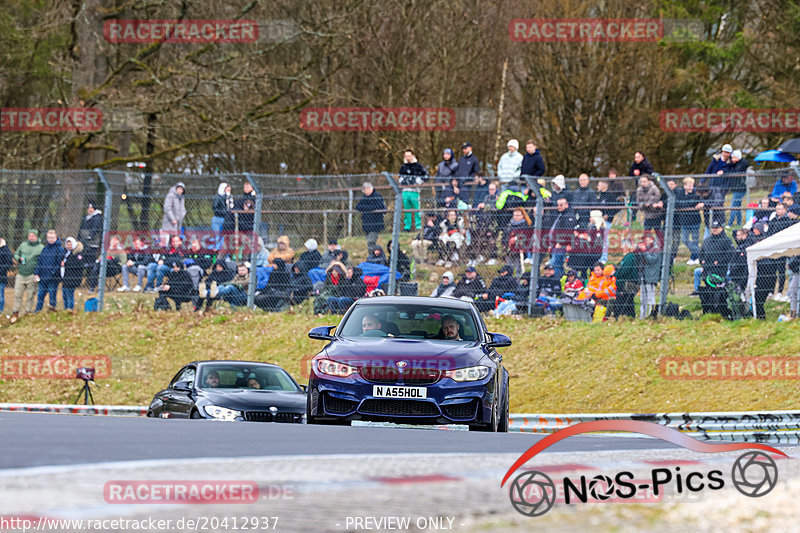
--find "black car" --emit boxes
[306,296,511,431]
[147,360,306,422]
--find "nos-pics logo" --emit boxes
[502,420,785,517]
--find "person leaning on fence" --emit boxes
[78,202,103,261]
[398,148,428,232]
[235,182,257,233]
[411,212,441,265]
[60,238,84,311]
[215,263,249,308]
[161,182,186,235]
[154,261,197,311]
[430,270,455,298]
[355,182,386,248]
[521,140,546,180]
[12,230,44,315]
[0,238,12,312]
[636,175,663,231]
[295,239,321,274]
[254,258,292,312]
[635,232,661,318]
[34,230,64,312]
[197,262,234,310]
[212,182,234,236]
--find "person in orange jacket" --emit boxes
[578,263,616,301]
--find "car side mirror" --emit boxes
[308,326,335,341]
[300,384,308,392]
[487,332,512,348]
[172,380,192,392]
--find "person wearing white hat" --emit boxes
[497,139,523,189]
[295,238,321,274]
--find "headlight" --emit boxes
[203,405,242,421]
[314,359,356,377]
[446,365,490,382]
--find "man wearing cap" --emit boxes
[497,139,523,189]
[453,266,486,301]
[455,142,480,203]
[703,144,733,229]
[725,149,749,227]
[161,182,186,235]
[698,220,734,287]
[398,148,428,232]
[476,264,519,312]
[12,230,44,315]
[521,140,546,178]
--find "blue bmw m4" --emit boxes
[306,296,511,432]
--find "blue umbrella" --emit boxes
[754,149,797,163]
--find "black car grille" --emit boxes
[359,366,442,385]
[324,394,358,415]
[359,399,439,417]
[442,400,477,420]
[244,411,303,423]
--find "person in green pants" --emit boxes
[398,148,428,231]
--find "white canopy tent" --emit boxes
[745,222,800,317]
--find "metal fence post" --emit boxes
[95,169,113,312]
[245,173,262,309]
[523,176,544,316]
[384,172,402,295]
[657,178,676,315]
[347,189,353,237]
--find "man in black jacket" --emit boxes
[546,197,579,278]
[355,182,386,248]
[570,174,595,227]
[254,258,291,312]
[699,220,734,281]
[629,151,654,176]
[520,140,546,178]
[398,148,428,232]
[476,264,519,312]
[234,182,256,232]
[0,238,12,312]
[674,177,704,265]
[155,262,197,311]
[289,263,313,305]
[453,266,486,300]
[455,142,480,203]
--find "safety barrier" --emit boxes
[0,403,146,416]
[509,410,800,443]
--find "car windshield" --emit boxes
[338,303,479,342]
[197,364,300,391]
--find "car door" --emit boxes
[164,366,197,418]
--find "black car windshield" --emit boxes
[339,303,479,342]
[198,364,300,391]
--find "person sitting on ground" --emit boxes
[215,263,250,307]
[770,174,797,205]
[781,192,800,219]
[154,261,198,311]
[268,235,295,267]
[318,239,341,268]
[411,212,442,265]
[561,269,585,299]
[438,209,467,265]
[295,239,321,274]
[197,262,234,310]
[453,266,486,301]
[752,197,772,224]
[253,237,270,268]
[326,266,366,313]
[313,257,347,314]
[145,234,184,292]
[289,263,313,305]
[184,237,215,290]
[476,264,519,312]
[430,270,455,298]
[254,258,291,312]
[119,236,152,292]
[88,234,125,293]
[537,264,562,299]
[577,263,616,302]
[386,240,411,281]
[366,243,388,266]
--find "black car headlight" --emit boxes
[314,359,356,377]
[445,365,490,382]
[203,405,242,421]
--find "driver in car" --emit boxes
[440,315,461,340]
[361,314,383,335]
[204,370,220,388]
[246,377,261,389]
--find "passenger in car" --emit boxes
[204,371,220,388]
[246,377,262,389]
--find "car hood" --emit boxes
[322,337,486,368]
[197,389,306,411]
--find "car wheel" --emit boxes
[146,410,155,418]
[190,409,202,419]
[497,392,509,433]
[470,399,499,432]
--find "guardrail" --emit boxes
[509,411,800,443]
[0,403,146,417]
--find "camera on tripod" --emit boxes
[74,366,95,405]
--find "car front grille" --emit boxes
[359,366,442,385]
[441,400,477,420]
[324,394,358,415]
[244,411,303,423]
[359,399,439,417]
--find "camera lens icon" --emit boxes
[508,471,556,517]
[731,451,778,498]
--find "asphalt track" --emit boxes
[0,411,678,469]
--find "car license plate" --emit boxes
[372,385,427,399]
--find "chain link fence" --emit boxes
[0,166,798,320]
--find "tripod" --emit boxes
[74,378,95,406]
